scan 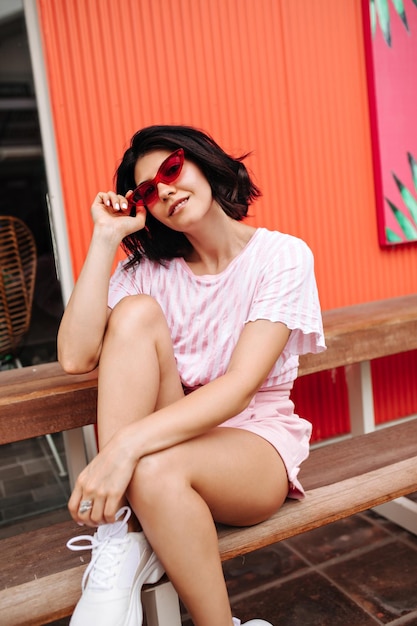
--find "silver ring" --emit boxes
[79,499,93,514]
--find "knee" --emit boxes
[107,295,165,338]
[128,449,185,504]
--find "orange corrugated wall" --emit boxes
[37,0,417,440]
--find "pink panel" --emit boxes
[363,0,417,244]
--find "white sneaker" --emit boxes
[233,617,272,626]
[67,506,164,626]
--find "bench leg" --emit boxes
[345,361,375,435]
[142,579,182,626]
[63,429,86,488]
[63,425,98,488]
[346,364,417,535]
[373,496,417,536]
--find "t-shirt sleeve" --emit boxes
[107,260,140,309]
[245,237,325,355]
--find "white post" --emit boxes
[345,361,375,435]
[373,497,417,536]
[142,580,182,626]
[345,362,417,535]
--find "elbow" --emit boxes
[57,331,101,374]
[238,391,257,414]
[58,350,99,375]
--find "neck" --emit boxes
[184,211,256,275]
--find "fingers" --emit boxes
[68,435,138,527]
[69,489,120,527]
[96,191,129,213]
[92,191,146,230]
[68,470,124,527]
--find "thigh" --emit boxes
[145,427,289,526]
[98,295,184,446]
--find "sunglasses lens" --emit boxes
[160,152,183,183]
[139,182,157,204]
[136,149,185,206]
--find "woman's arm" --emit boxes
[68,319,291,521]
[122,318,291,455]
[57,192,146,373]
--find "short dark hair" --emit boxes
[115,125,261,266]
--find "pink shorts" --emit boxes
[218,384,312,499]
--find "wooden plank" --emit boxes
[1,421,416,622]
[0,567,86,626]
[1,295,416,624]
[2,420,416,587]
[217,455,417,560]
[0,390,97,443]
[0,518,92,624]
[1,455,416,625]
[0,362,97,397]
[1,295,417,442]
[0,363,98,444]
[299,294,417,375]
[299,419,417,489]
[0,520,93,589]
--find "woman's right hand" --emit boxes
[91,190,147,240]
[57,189,146,373]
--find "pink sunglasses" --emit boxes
[128,148,185,214]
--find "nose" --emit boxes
[157,181,176,201]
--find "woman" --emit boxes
[59,125,325,626]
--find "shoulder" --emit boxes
[254,228,314,263]
[110,255,176,290]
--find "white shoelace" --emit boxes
[67,506,132,591]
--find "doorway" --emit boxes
[0,1,64,367]
[0,1,70,528]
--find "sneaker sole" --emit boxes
[123,551,165,626]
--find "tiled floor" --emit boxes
[1,435,416,626]
[222,506,417,626]
[0,435,70,527]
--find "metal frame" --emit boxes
[23,0,97,478]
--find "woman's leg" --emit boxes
[95,295,288,625]
[127,427,289,626]
[96,294,184,448]
[68,295,186,625]
[95,295,184,526]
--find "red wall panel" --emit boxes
[292,368,350,443]
[37,0,417,305]
[36,0,417,436]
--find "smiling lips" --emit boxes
[169,197,188,217]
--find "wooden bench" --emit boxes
[1,294,417,626]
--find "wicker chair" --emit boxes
[0,215,67,476]
[0,215,37,366]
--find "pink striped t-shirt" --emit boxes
[108,228,325,389]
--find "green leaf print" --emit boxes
[386,199,417,240]
[392,173,417,223]
[386,227,404,242]
[392,0,409,30]
[375,0,391,45]
[408,152,417,190]
[385,154,417,242]
[371,0,416,45]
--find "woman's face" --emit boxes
[133,150,214,231]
